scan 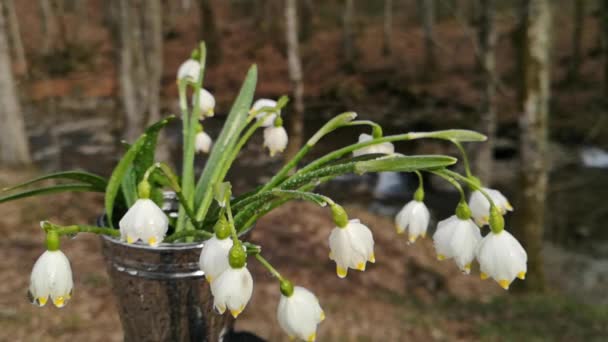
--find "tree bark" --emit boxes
[342,0,355,71]
[0,0,31,165]
[198,0,221,65]
[418,0,437,75]
[516,0,551,292]
[382,0,392,56]
[567,0,584,82]
[3,0,26,75]
[113,0,168,161]
[285,0,304,160]
[474,0,496,184]
[299,0,313,42]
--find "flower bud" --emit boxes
[229,242,247,269]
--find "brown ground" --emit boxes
[0,168,506,342]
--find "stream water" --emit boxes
[23,98,608,304]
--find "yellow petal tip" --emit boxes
[409,235,418,243]
[480,272,489,280]
[517,271,526,280]
[356,262,366,271]
[38,296,48,306]
[320,311,326,321]
[307,333,316,342]
[336,266,348,278]
[148,237,157,246]
[437,254,445,261]
[369,253,376,263]
[52,296,65,307]
[498,279,510,290]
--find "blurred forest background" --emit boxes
[1,0,608,341]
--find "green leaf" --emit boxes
[133,115,176,182]
[409,129,487,142]
[120,167,137,207]
[0,184,99,204]
[307,112,358,146]
[354,155,457,174]
[270,190,328,207]
[194,65,258,220]
[1,171,107,193]
[214,182,232,207]
[105,134,147,227]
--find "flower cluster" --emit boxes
[14,46,529,342]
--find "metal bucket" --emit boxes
[99,193,233,342]
[101,237,233,342]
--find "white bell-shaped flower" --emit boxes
[28,250,73,308]
[252,98,279,127]
[476,229,527,289]
[199,235,233,283]
[211,266,254,318]
[328,219,375,278]
[119,199,169,247]
[468,188,513,226]
[195,88,215,118]
[432,215,482,274]
[278,286,325,342]
[177,59,201,82]
[353,133,395,157]
[263,126,288,157]
[195,131,212,154]
[395,200,430,243]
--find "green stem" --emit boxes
[254,254,284,281]
[431,169,467,203]
[347,120,383,138]
[260,145,311,192]
[452,141,473,178]
[443,169,496,207]
[164,229,213,242]
[41,221,120,237]
[225,196,239,243]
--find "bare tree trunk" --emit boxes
[567,0,584,82]
[418,0,437,75]
[474,0,496,184]
[0,0,30,165]
[382,0,393,56]
[516,0,551,292]
[285,0,304,160]
[113,0,167,161]
[3,0,26,75]
[198,0,221,65]
[342,0,355,71]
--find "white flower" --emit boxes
[328,219,375,278]
[468,188,513,226]
[353,133,395,157]
[195,88,215,117]
[119,199,169,247]
[395,200,430,243]
[195,131,212,154]
[252,98,279,127]
[211,266,253,318]
[177,59,201,82]
[263,126,288,157]
[199,235,233,283]
[278,286,325,342]
[476,229,527,289]
[28,250,73,308]
[432,215,482,274]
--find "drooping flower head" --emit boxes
[264,125,288,157]
[29,249,73,308]
[177,59,201,82]
[433,202,482,274]
[210,242,253,318]
[195,88,216,118]
[476,229,527,289]
[353,133,394,157]
[468,188,513,226]
[119,198,169,246]
[328,206,375,278]
[277,282,325,342]
[252,98,280,127]
[195,131,212,154]
[395,200,430,243]
[199,216,233,283]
